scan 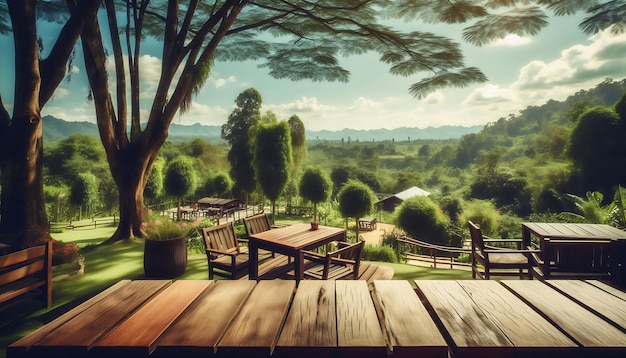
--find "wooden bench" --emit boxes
[0,241,52,308]
[358,217,377,231]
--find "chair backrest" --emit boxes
[332,240,365,262]
[243,213,271,236]
[201,222,240,255]
[468,221,485,253]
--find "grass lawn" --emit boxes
[0,218,471,358]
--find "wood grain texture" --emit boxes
[503,280,626,348]
[153,280,256,357]
[217,280,295,357]
[543,280,626,330]
[28,280,171,357]
[275,280,336,358]
[416,280,514,358]
[92,280,211,356]
[374,280,448,358]
[458,280,577,357]
[335,281,387,358]
[7,280,134,357]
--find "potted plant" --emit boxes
[142,215,193,278]
[298,166,331,230]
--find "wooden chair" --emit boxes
[301,240,365,280]
[530,237,612,280]
[243,213,273,237]
[201,222,249,280]
[468,221,537,280]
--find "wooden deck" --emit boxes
[8,279,626,358]
[240,254,395,283]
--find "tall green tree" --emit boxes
[70,172,99,221]
[253,121,292,223]
[164,156,197,221]
[0,0,101,248]
[221,88,262,202]
[337,179,376,239]
[298,166,331,223]
[288,114,306,208]
[568,104,626,196]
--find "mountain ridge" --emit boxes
[42,115,482,143]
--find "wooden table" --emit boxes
[522,222,626,282]
[9,279,626,358]
[248,223,346,282]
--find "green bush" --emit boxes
[461,199,500,236]
[393,196,450,245]
[362,244,397,263]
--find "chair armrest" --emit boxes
[301,250,327,264]
[329,257,357,265]
[206,248,238,257]
[237,238,249,244]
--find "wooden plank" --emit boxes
[92,280,211,357]
[335,281,387,358]
[7,280,135,358]
[217,280,295,358]
[152,280,254,357]
[23,280,171,358]
[274,280,336,358]
[374,280,448,358]
[543,280,626,330]
[503,280,626,355]
[415,280,513,358]
[457,280,577,357]
[586,280,626,301]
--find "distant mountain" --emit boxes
[42,115,482,144]
[307,126,483,141]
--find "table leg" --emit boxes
[249,241,259,281]
[295,251,304,283]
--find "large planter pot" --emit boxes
[143,235,188,279]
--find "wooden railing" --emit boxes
[397,237,471,269]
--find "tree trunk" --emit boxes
[0,0,49,249]
[0,122,49,249]
[104,148,153,244]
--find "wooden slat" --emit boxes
[457,280,577,357]
[586,280,626,301]
[503,280,626,353]
[543,280,626,330]
[0,245,46,268]
[336,281,387,358]
[275,280,336,358]
[374,280,448,358]
[416,280,513,358]
[92,280,211,357]
[153,280,254,357]
[218,280,295,358]
[7,280,134,358]
[24,280,171,357]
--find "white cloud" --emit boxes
[491,34,532,47]
[424,91,444,104]
[213,75,237,88]
[53,88,70,99]
[174,101,229,126]
[514,29,626,92]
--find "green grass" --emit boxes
[0,220,471,358]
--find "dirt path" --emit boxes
[358,223,397,246]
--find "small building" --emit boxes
[376,186,431,212]
[196,197,241,215]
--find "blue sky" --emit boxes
[2,12,626,132]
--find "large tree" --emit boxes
[252,121,292,223]
[0,0,101,248]
[221,88,262,202]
